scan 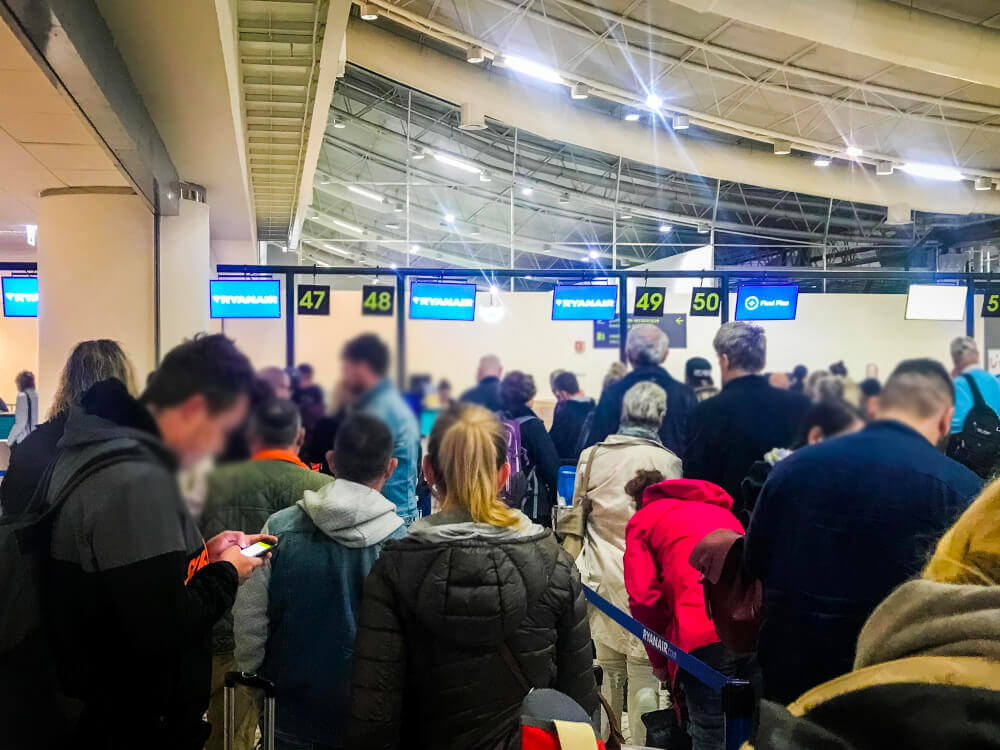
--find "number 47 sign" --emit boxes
[297,285,330,316]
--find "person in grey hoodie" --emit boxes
[233,413,405,750]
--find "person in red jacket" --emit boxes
[623,472,758,750]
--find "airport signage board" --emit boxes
[632,286,665,317]
[552,284,618,321]
[409,281,476,321]
[735,284,798,321]
[296,284,330,316]
[2,277,38,317]
[984,292,1000,318]
[689,287,722,317]
[210,279,281,319]
[361,285,395,316]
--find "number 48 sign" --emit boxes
[362,285,395,316]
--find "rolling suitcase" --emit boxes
[224,671,275,750]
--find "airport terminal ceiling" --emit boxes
[290,0,1000,279]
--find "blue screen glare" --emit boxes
[551,285,618,321]
[735,284,799,321]
[409,282,477,321]
[210,279,281,319]
[2,277,38,317]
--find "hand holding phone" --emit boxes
[241,540,277,558]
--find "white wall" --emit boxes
[160,199,211,354]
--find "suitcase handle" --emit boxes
[224,670,276,697]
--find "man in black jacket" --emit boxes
[684,322,810,515]
[586,324,696,457]
[460,354,503,411]
[45,335,272,749]
[548,371,594,463]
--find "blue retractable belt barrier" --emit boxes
[583,585,754,750]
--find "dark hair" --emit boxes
[858,378,882,398]
[792,400,864,449]
[333,413,395,484]
[438,379,452,391]
[792,365,808,380]
[248,398,301,448]
[500,371,536,410]
[297,363,314,378]
[342,334,390,377]
[625,469,665,509]
[881,358,955,418]
[142,334,255,412]
[15,371,35,392]
[552,371,580,394]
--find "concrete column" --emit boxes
[160,197,211,355]
[37,187,154,410]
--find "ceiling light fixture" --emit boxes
[570,82,589,100]
[384,221,399,229]
[468,227,481,236]
[489,284,499,295]
[410,146,426,160]
[25,224,37,246]
[466,46,484,64]
[876,161,893,176]
[658,224,673,233]
[975,176,992,191]
[333,219,363,234]
[359,3,379,21]
[410,244,421,254]
[479,171,492,183]
[390,262,398,270]
[697,222,710,234]
[773,140,791,155]
[432,150,481,174]
[393,202,404,213]
[899,162,963,181]
[646,92,663,109]
[588,250,599,260]
[346,185,384,203]
[495,54,562,84]
[333,118,346,129]
[672,114,690,130]
[558,192,570,205]
[520,186,533,196]
[813,156,832,167]
[444,213,455,223]
[846,145,863,157]
[624,111,641,122]
[619,212,632,220]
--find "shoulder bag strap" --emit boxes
[500,642,533,694]
[963,373,989,411]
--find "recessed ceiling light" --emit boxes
[444,213,455,223]
[360,3,379,21]
[814,156,832,167]
[520,186,533,196]
[900,162,962,181]
[646,92,663,109]
[570,82,589,100]
[466,46,485,64]
[624,111,641,122]
[588,250,599,259]
[846,145,863,157]
[672,114,689,130]
[773,140,791,155]
[876,161,893,176]
[333,118,346,129]
[346,185,384,203]
[658,224,673,233]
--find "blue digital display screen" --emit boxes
[210,279,281,319]
[2,277,38,317]
[551,284,618,321]
[409,282,477,321]
[735,284,799,321]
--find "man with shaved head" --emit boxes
[745,358,981,704]
[460,354,504,412]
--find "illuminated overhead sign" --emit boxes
[906,284,966,321]
[552,284,618,321]
[210,279,281,319]
[735,284,798,321]
[2,277,38,317]
[409,281,477,321]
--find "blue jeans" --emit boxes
[677,644,759,750]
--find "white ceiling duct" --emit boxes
[668,0,1000,90]
[345,20,1000,216]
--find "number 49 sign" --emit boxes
[362,285,395,316]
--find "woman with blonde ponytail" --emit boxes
[347,404,598,749]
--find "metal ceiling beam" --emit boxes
[0,0,180,214]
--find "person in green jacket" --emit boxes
[200,397,332,750]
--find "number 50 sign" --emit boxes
[689,287,722,317]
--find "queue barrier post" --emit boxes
[582,586,754,750]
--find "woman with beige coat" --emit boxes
[570,380,682,744]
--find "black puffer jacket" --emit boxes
[347,510,598,749]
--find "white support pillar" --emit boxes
[160,196,211,355]
[37,187,155,410]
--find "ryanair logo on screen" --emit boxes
[211,294,278,305]
[554,297,615,309]
[4,292,38,303]
[411,296,474,308]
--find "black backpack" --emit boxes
[0,443,142,748]
[947,373,1000,479]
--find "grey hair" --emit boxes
[713,322,766,373]
[950,336,978,364]
[626,324,669,367]
[621,381,667,428]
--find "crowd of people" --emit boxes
[4,320,1000,750]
